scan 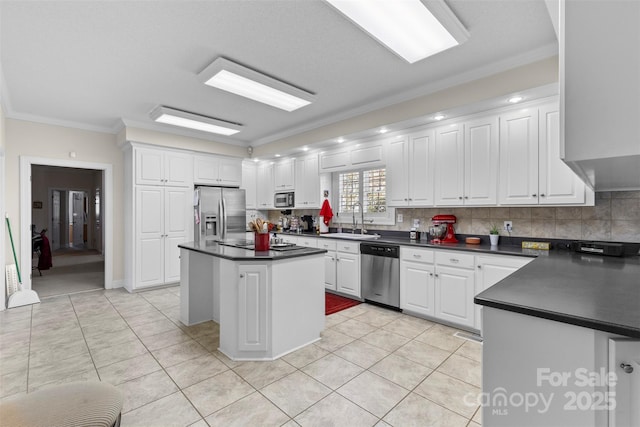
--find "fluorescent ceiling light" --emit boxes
[326,0,469,64]
[150,106,242,136]
[199,57,315,112]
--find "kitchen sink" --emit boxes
[324,232,380,240]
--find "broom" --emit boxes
[5,213,40,308]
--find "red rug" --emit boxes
[325,292,361,315]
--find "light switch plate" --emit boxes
[397,214,404,223]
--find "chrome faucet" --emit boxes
[352,202,367,234]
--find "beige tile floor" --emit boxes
[0,286,483,427]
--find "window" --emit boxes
[334,168,394,224]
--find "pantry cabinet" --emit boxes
[295,155,320,208]
[241,161,257,209]
[194,154,242,187]
[387,132,435,207]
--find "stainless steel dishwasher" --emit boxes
[360,243,400,308]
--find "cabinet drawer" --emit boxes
[401,247,434,263]
[317,239,337,251]
[336,241,360,254]
[297,237,317,248]
[435,251,475,269]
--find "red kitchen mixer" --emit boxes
[430,214,458,244]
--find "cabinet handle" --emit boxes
[413,254,422,258]
[620,363,634,374]
[540,194,546,197]
[429,272,434,277]
[458,196,463,200]
[450,258,459,263]
[239,274,244,278]
[532,194,537,197]
[477,265,482,269]
[464,196,468,199]
[434,273,439,278]
[409,198,412,201]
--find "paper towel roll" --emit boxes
[319,216,329,233]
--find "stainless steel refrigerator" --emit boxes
[194,186,246,244]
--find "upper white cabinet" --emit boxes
[274,158,295,191]
[434,124,465,205]
[135,148,192,187]
[194,154,242,187]
[256,162,274,209]
[241,161,257,210]
[499,102,587,205]
[319,141,385,173]
[295,154,320,208]
[387,132,435,207]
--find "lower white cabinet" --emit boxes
[323,239,360,297]
[134,185,190,289]
[237,264,269,352]
[434,264,475,328]
[475,254,533,332]
[400,247,435,317]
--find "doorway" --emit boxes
[19,156,113,297]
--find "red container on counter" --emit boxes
[254,233,270,251]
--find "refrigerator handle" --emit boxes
[220,198,226,241]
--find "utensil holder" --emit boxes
[255,233,270,251]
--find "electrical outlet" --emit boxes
[504,221,513,232]
[397,214,404,223]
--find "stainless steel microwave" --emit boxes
[274,192,295,208]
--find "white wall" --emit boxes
[5,119,123,284]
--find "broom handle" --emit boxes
[5,215,22,284]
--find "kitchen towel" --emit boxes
[319,199,333,225]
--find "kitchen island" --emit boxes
[474,251,640,427]
[178,241,327,361]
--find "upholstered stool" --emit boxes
[0,381,123,427]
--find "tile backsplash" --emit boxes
[268,191,640,243]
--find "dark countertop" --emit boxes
[179,241,327,261]
[283,231,640,338]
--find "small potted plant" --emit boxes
[489,224,500,246]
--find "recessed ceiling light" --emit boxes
[150,106,241,136]
[508,96,523,104]
[274,154,281,158]
[199,57,315,112]
[378,128,388,134]
[326,0,469,64]
[336,137,345,143]
[253,158,259,162]
[302,146,309,152]
[434,114,446,121]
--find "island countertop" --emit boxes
[475,250,640,338]
[179,241,327,261]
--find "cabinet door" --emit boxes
[400,260,435,317]
[475,255,532,331]
[164,188,189,283]
[242,162,257,209]
[217,157,242,187]
[256,163,274,209]
[408,131,435,206]
[237,264,269,351]
[136,149,164,185]
[386,137,409,206]
[295,155,320,208]
[193,155,219,184]
[324,252,337,291]
[336,252,360,298]
[499,108,539,205]
[434,124,464,206]
[435,265,475,328]
[539,104,586,204]
[164,152,192,187]
[274,159,295,191]
[465,117,498,205]
[136,186,164,288]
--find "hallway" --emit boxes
[31,248,104,298]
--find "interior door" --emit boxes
[51,190,61,251]
[70,191,84,247]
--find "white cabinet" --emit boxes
[434,251,475,328]
[135,186,190,289]
[475,254,533,332]
[256,162,274,209]
[135,148,192,187]
[194,154,242,187]
[323,239,360,297]
[400,247,435,317]
[274,158,295,191]
[387,132,435,207]
[241,161,257,209]
[237,264,269,352]
[296,235,317,248]
[499,102,587,205]
[433,117,498,206]
[319,141,385,173]
[295,155,320,208]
